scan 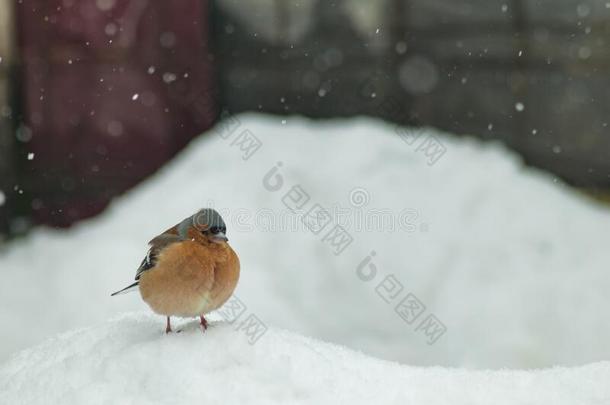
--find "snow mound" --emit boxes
[1,313,608,405]
[2,114,610,369]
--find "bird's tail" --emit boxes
[111,281,139,296]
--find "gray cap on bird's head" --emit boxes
[177,208,228,242]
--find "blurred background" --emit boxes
[2,0,610,240]
[2,0,610,372]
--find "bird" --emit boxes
[111,208,240,333]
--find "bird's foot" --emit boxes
[200,315,208,332]
[165,316,172,334]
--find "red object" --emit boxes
[16,0,217,227]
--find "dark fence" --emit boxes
[0,0,15,240]
[213,0,610,189]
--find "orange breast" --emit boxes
[138,240,240,317]
[208,244,240,312]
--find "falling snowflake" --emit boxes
[163,73,177,83]
[577,4,591,18]
[395,41,407,54]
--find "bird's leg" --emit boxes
[166,316,172,334]
[200,315,208,332]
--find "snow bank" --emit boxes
[1,313,608,405]
[1,114,610,370]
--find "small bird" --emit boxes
[112,208,240,333]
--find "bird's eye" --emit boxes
[210,226,220,234]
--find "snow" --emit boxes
[1,313,608,405]
[1,114,610,373]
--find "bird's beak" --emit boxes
[211,233,228,243]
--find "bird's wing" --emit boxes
[135,234,183,280]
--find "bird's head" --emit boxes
[178,208,228,244]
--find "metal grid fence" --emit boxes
[214,0,610,188]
